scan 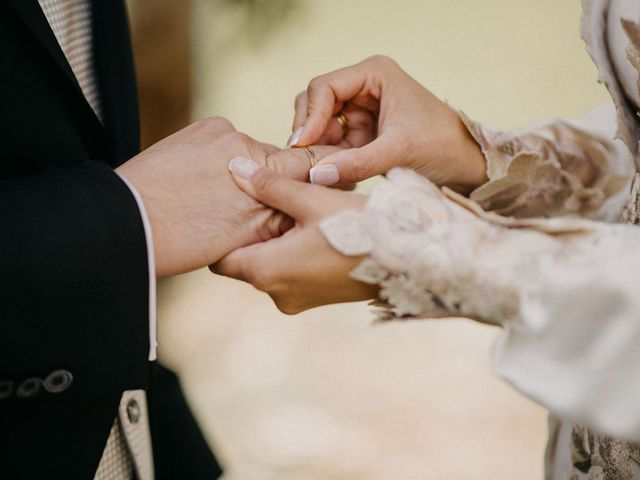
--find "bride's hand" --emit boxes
[288,55,487,193]
[212,156,378,314]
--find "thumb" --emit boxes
[228,156,314,221]
[309,136,406,185]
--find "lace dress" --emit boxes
[320,1,640,478]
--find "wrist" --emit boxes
[443,114,488,194]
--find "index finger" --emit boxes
[294,63,380,147]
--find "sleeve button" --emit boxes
[0,381,13,400]
[16,377,42,398]
[44,369,74,394]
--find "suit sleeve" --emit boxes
[0,160,150,400]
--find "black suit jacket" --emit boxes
[0,1,222,478]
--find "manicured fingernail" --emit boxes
[309,164,340,185]
[228,156,260,179]
[287,127,304,147]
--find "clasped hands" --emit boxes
[117,56,488,314]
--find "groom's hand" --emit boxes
[117,117,340,276]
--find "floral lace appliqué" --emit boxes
[569,425,640,480]
[461,114,627,220]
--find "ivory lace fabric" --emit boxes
[320,0,640,478]
[461,108,630,221]
[322,167,640,437]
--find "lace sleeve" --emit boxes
[320,168,640,441]
[461,104,631,221]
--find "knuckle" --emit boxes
[249,269,275,292]
[367,54,393,66]
[262,153,276,172]
[226,130,252,145]
[263,151,286,174]
[251,168,277,193]
[294,91,307,107]
[307,76,326,95]
[263,153,274,172]
[254,211,278,243]
[198,115,234,130]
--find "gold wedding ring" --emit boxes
[300,146,318,168]
[336,113,349,130]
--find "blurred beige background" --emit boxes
[154,1,610,479]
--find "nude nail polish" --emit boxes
[228,156,260,179]
[309,164,340,185]
[287,127,304,147]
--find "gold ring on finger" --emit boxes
[336,113,349,130]
[300,146,318,168]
